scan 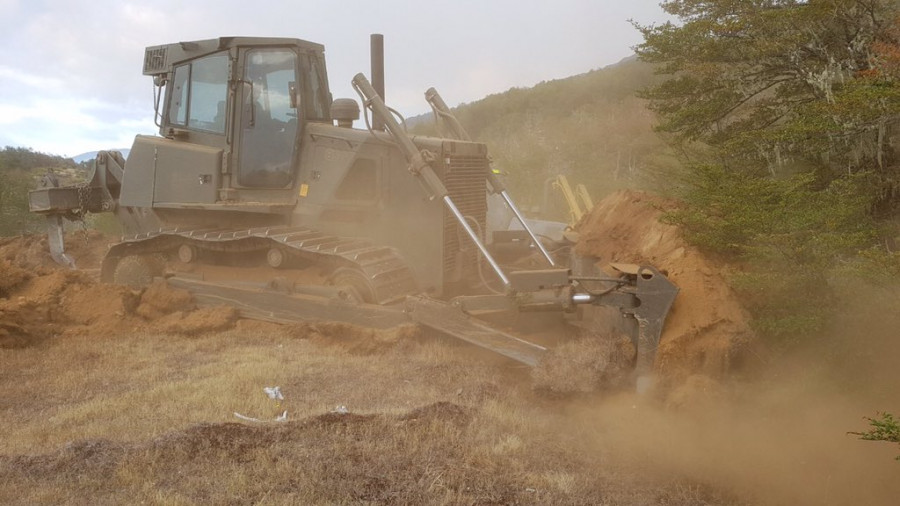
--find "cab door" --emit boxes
[236,48,300,188]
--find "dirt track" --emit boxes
[2,194,900,504]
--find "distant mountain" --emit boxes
[73,149,130,164]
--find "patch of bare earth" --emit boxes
[0,233,245,347]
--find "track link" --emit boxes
[100,225,419,304]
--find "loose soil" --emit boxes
[0,232,245,348]
[575,190,757,394]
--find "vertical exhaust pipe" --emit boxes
[370,33,385,131]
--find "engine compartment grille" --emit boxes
[441,153,488,286]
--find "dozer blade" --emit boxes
[404,296,547,366]
[167,276,548,366]
[166,276,408,329]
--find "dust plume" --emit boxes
[561,190,900,505]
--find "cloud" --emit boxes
[0,0,670,155]
[0,94,153,156]
[0,66,64,92]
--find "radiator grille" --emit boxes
[442,154,488,285]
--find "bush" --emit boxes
[0,170,44,237]
[851,412,900,460]
[664,165,883,344]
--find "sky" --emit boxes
[0,0,670,158]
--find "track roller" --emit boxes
[177,244,198,264]
[266,247,286,268]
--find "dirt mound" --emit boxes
[0,234,241,344]
[531,335,635,394]
[575,190,755,390]
[0,404,457,479]
[0,259,31,297]
[0,229,108,272]
[2,438,127,479]
[135,279,195,319]
[157,306,240,335]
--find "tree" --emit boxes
[636,0,900,210]
[635,1,900,343]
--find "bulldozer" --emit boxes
[28,35,677,391]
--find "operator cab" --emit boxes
[122,37,331,208]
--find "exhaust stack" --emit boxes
[370,33,385,131]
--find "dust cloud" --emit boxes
[562,355,900,505]
[566,190,900,505]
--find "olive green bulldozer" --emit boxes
[29,35,677,392]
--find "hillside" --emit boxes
[412,57,672,219]
[0,147,81,237]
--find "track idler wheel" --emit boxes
[266,247,286,268]
[113,255,164,288]
[328,267,376,304]
[177,244,198,264]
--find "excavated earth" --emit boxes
[574,190,756,398]
[0,230,238,349]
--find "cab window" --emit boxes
[167,53,228,134]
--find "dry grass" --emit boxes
[5,309,898,505]
[0,320,747,505]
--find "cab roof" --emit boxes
[143,36,325,76]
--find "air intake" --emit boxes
[142,46,168,75]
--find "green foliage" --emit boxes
[0,146,77,237]
[638,0,900,344]
[0,170,44,236]
[729,269,833,343]
[636,0,900,208]
[850,412,900,460]
[0,146,75,172]
[666,167,878,264]
[665,165,881,341]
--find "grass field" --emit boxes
[2,313,898,505]
[1,320,750,505]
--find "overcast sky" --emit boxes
[0,0,669,157]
